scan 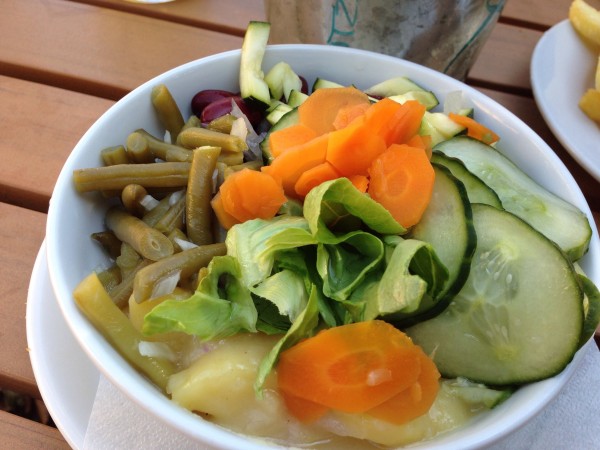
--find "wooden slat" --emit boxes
[68,0,266,35]
[0,203,46,398]
[0,76,114,212]
[0,410,69,450]
[468,23,541,93]
[501,0,572,29]
[0,0,243,100]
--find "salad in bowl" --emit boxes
[46,21,600,449]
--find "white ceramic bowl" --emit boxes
[46,45,600,449]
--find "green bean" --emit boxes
[167,228,190,252]
[142,194,173,227]
[126,132,155,163]
[207,114,236,134]
[131,129,194,163]
[96,265,122,292]
[73,162,190,192]
[181,114,202,134]
[177,126,248,153]
[151,84,184,143]
[74,272,175,391]
[91,231,122,259]
[154,190,186,234]
[116,242,142,278]
[121,184,150,216]
[223,160,262,179]
[186,147,221,245]
[105,207,174,261]
[132,243,226,303]
[109,257,152,307]
[101,145,129,166]
[218,151,244,166]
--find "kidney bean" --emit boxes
[201,96,264,128]
[191,89,236,117]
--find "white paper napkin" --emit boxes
[83,343,600,450]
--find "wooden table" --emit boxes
[1,0,598,447]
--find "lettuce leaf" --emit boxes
[254,284,321,394]
[303,178,406,240]
[142,255,257,340]
[225,215,316,288]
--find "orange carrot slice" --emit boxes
[362,98,425,146]
[332,102,371,130]
[294,161,341,197]
[367,144,435,228]
[215,169,286,226]
[262,133,329,196]
[298,87,371,135]
[326,116,387,177]
[280,394,329,423]
[210,192,240,230]
[367,350,440,425]
[268,123,318,158]
[277,321,423,415]
[347,174,369,193]
[448,113,499,144]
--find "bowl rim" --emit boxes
[45,43,599,450]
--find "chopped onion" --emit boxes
[443,90,472,115]
[138,341,177,363]
[140,194,160,211]
[230,117,248,142]
[174,238,198,251]
[168,189,185,206]
[150,270,181,299]
[230,99,265,163]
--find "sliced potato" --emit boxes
[570,0,600,48]
[579,88,600,121]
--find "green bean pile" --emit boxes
[73,83,257,312]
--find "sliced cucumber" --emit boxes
[420,111,466,146]
[265,103,293,126]
[239,21,271,109]
[312,78,344,90]
[264,61,302,102]
[442,378,512,409]
[407,204,584,385]
[287,89,308,108]
[577,272,600,349]
[431,152,502,208]
[388,91,439,110]
[259,107,299,163]
[406,165,476,321]
[435,136,592,261]
[364,76,426,97]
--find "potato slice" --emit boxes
[570,0,600,48]
[579,88,600,121]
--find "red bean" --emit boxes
[191,90,236,117]
[201,96,264,128]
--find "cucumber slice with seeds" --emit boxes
[431,152,502,208]
[407,204,584,385]
[435,136,592,261]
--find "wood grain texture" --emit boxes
[0,76,114,212]
[0,203,46,398]
[0,0,243,99]
[0,410,69,449]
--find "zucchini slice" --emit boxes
[407,204,584,385]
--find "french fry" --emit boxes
[579,89,600,122]
[569,0,600,48]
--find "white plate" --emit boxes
[531,19,600,181]
[26,241,98,449]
